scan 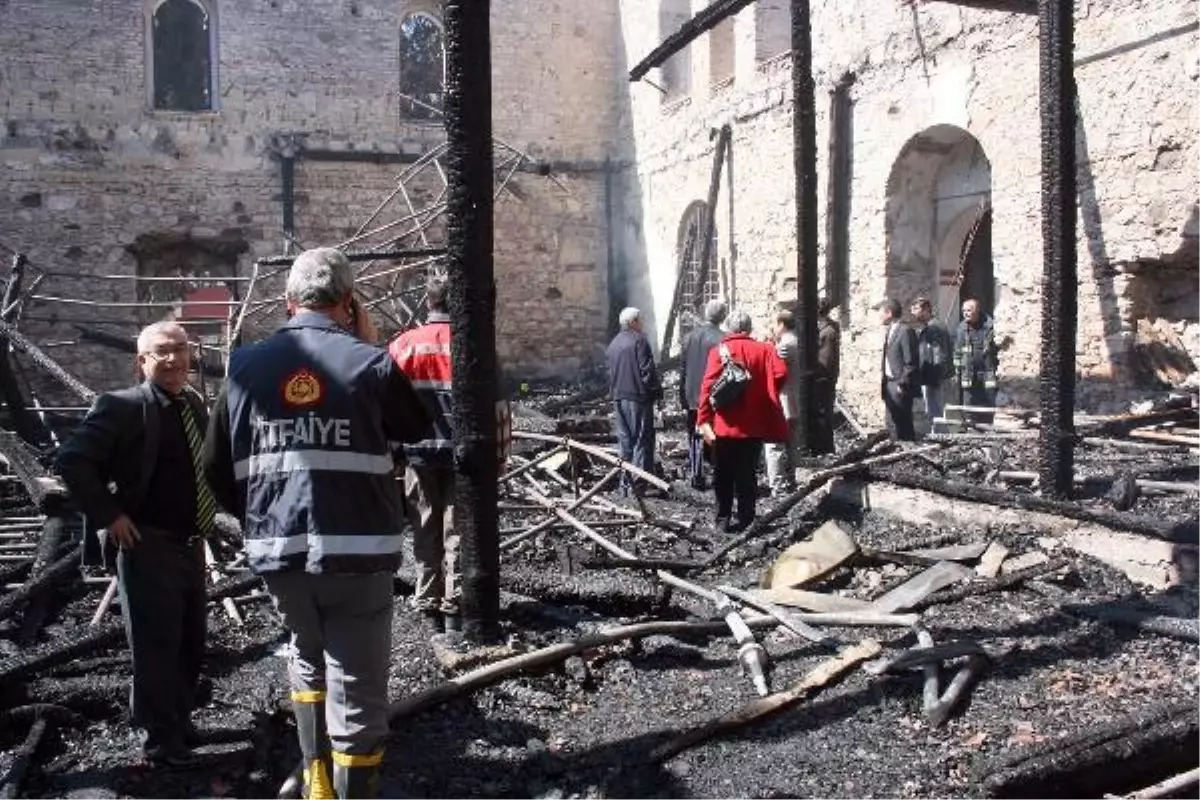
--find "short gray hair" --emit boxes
[704,299,728,325]
[286,247,354,308]
[618,307,641,329]
[725,309,752,334]
[137,320,187,353]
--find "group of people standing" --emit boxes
[606,298,840,532]
[605,293,1001,530]
[877,295,1001,440]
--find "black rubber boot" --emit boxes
[293,692,334,799]
[332,754,382,799]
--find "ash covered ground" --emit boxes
[0,382,1196,798]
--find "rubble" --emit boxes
[0,290,1196,797]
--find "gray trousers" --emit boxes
[404,465,458,615]
[613,399,655,491]
[115,529,207,755]
[764,419,801,494]
[264,571,394,756]
[922,383,945,433]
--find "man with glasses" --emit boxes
[56,321,213,768]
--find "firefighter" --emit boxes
[203,248,429,798]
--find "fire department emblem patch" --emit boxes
[282,369,322,407]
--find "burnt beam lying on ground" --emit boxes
[1036,0,1078,496]
[445,0,501,642]
[628,0,758,81]
[977,699,1198,798]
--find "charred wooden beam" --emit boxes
[0,544,79,624]
[445,0,501,642]
[0,621,124,686]
[628,0,757,81]
[792,0,820,455]
[978,700,1198,798]
[870,469,1197,544]
[823,72,855,311]
[0,717,48,799]
[914,0,1037,13]
[1062,602,1200,643]
[255,247,447,268]
[74,325,226,379]
[0,254,51,448]
[910,556,1071,611]
[1036,0,1078,496]
[0,317,95,403]
[17,512,68,643]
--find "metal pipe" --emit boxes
[1036,0,1078,497]
[444,0,500,642]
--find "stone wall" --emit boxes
[0,0,621,400]
[617,0,1199,423]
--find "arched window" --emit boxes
[399,12,446,121]
[755,0,790,63]
[677,201,721,341]
[708,17,735,87]
[148,0,215,111]
[659,0,692,102]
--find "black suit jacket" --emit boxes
[55,381,209,529]
[881,323,919,393]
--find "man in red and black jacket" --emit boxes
[696,309,788,533]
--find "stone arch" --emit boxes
[676,200,720,342]
[884,124,992,327]
[145,0,217,111]
[398,6,445,121]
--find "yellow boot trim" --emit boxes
[331,750,384,767]
[307,759,335,800]
[291,690,327,703]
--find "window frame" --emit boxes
[398,9,447,124]
[143,0,220,114]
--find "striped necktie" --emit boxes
[174,395,216,537]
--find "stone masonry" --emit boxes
[615,0,1198,423]
[1,0,1197,421]
[0,0,621,396]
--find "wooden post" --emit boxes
[444,0,500,641]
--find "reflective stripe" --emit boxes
[409,379,453,391]
[332,750,384,767]
[234,450,394,480]
[245,532,403,561]
[291,690,326,703]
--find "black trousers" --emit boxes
[115,527,207,754]
[712,437,762,524]
[812,380,836,455]
[882,379,916,442]
[964,384,997,426]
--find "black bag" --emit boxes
[708,344,751,410]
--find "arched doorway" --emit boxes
[676,200,720,343]
[884,125,993,329]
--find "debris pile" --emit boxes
[0,374,1195,797]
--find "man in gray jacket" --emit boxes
[678,299,727,490]
[764,306,800,495]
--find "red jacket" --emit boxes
[696,333,789,441]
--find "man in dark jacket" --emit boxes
[814,297,841,455]
[605,306,661,494]
[878,298,919,441]
[56,321,212,768]
[910,295,952,434]
[203,248,429,798]
[678,299,726,489]
[954,298,1000,425]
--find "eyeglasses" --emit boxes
[141,343,191,359]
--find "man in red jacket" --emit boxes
[696,309,788,532]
